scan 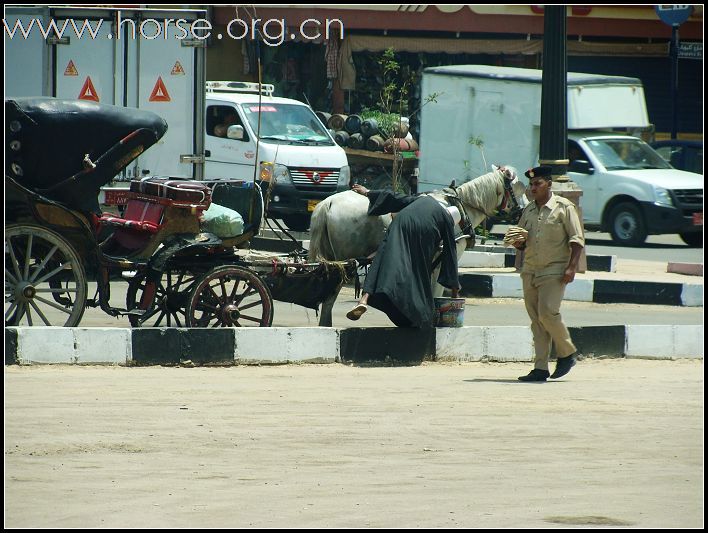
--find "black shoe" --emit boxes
[518,369,550,382]
[550,354,577,379]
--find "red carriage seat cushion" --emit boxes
[98,200,165,250]
[100,200,164,233]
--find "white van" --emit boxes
[205,81,350,231]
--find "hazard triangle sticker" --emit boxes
[149,76,171,102]
[64,60,78,76]
[171,61,185,75]
[78,76,99,101]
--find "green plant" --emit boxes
[474,223,491,245]
[467,136,488,179]
[369,48,442,192]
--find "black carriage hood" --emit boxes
[6,97,168,213]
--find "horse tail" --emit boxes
[308,199,336,261]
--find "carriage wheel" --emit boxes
[5,224,88,327]
[186,266,273,327]
[126,269,200,327]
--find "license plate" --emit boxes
[693,212,703,226]
[307,199,321,212]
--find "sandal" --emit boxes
[346,304,368,321]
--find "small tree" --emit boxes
[369,48,440,193]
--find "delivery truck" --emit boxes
[417,65,702,245]
[4,5,349,231]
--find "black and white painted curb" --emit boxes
[457,247,617,272]
[459,273,702,307]
[5,325,703,366]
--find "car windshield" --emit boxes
[585,138,672,171]
[241,103,333,145]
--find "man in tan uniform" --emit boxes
[511,165,585,382]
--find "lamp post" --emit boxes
[539,5,586,272]
[654,5,694,140]
[539,5,568,182]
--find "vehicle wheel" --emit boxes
[282,214,311,232]
[5,224,88,326]
[126,269,200,327]
[608,202,647,246]
[186,266,274,327]
[679,231,703,247]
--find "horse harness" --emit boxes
[438,187,475,239]
[498,175,524,224]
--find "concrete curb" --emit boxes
[458,273,702,307]
[457,249,617,272]
[667,262,703,276]
[6,325,703,365]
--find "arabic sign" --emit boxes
[678,41,702,59]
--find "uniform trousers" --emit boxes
[521,272,577,371]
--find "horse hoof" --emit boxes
[346,304,368,321]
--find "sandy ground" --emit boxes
[4,359,703,528]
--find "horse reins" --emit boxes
[500,175,523,223]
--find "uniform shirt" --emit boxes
[518,192,585,276]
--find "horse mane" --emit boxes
[454,169,505,217]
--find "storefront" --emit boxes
[209,5,703,137]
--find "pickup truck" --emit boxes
[568,133,703,246]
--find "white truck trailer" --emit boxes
[418,65,702,245]
[4,6,349,231]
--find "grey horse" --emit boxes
[309,166,527,326]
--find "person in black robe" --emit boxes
[346,184,461,328]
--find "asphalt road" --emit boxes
[61,283,702,329]
[279,224,703,264]
[7,227,702,329]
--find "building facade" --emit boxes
[207,5,703,139]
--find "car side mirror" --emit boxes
[227,125,245,140]
[569,159,593,174]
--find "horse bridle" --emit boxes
[497,167,523,224]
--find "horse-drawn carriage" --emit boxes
[5,98,350,328]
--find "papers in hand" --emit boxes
[503,225,528,247]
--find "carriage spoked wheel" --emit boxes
[186,266,274,327]
[126,269,200,327]
[5,224,88,327]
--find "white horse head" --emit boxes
[426,165,528,231]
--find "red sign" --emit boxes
[64,60,78,76]
[149,77,171,102]
[78,76,99,101]
[171,61,185,75]
[693,212,703,226]
[102,188,130,206]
